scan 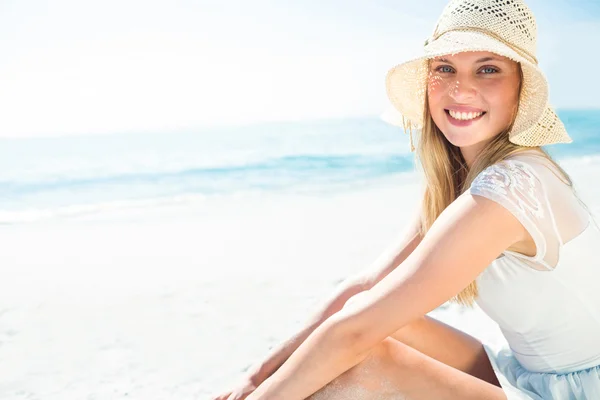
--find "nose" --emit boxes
[447,76,478,102]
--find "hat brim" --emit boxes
[384,30,572,147]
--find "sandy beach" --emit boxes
[0,159,598,399]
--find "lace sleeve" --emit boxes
[469,160,561,270]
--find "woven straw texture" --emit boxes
[384,0,572,148]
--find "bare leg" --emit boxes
[307,344,407,400]
[390,315,500,387]
[307,337,506,400]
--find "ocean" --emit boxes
[1,111,598,398]
[1,109,598,223]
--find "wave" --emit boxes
[2,145,600,225]
[0,153,417,196]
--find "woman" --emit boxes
[214,0,600,399]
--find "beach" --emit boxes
[0,156,598,399]
[1,0,599,396]
[1,111,599,399]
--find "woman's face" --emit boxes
[427,51,521,151]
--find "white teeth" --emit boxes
[448,110,484,120]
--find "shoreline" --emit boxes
[1,160,599,398]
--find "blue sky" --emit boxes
[0,0,598,137]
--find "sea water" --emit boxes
[0,109,598,223]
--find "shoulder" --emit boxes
[471,151,569,193]
[471,158,541,193]
[466,155,566,262]
[470,159,544,216]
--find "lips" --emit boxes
[444,109,486,127]
[445,105,486,113]
[445,109,486,121]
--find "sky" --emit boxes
[0,0,599,137]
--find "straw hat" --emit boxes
[382,0,572,152]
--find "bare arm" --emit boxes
[246,190,527,399]
[246,207,423,386]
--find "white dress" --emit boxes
[468,151,600,400]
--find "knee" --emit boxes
[391,315,428,343]
[336,339,397,382]
[373,337,424,370]
[371,337,398,357]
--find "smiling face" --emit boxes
[427,51,522,155]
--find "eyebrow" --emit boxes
[434,56,502,63]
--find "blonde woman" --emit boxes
[213,0,600,399]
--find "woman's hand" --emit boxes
[212,376,259,400]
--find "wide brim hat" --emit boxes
[383,0,572,152]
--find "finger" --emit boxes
[233,390,252,400]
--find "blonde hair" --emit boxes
[416,63,590,307]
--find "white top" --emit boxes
[468,151,600,374]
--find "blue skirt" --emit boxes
[484,344,600,400]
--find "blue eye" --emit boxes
[481,67,499,74]
[433,65,500,75]
[436,65,453,73]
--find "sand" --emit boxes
[1,161,598,399]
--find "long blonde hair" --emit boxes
[416,63,588,307]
